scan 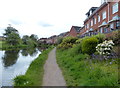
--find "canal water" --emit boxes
[0,48,41,87]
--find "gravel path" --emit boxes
[42,47,66,86]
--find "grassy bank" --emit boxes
[14,47,52,86]
[56,48,119,86]
[1,41,32,50]
[0,41,3,49]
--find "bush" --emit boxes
[94,33,105,43]
[62,37,78,44]
[57,37,78,49]
[81,37,98,55]
[105,30,120,45]
[70,44,82,56]
[96,40,114,55]
[111,30,120,45]
[76,38,83,44]
[57,37,63,44]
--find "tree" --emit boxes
[22,35,37,47]
[30,34,38,42]
[22,35,30,45]
[3,25,21,46]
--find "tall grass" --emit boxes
[56,46,118,86]
[14,47,52,86]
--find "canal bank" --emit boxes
[14,47,52,86]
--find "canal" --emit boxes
[0,48,41,87]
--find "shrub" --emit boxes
[62,37,78,44]
[94,33,105,43]
[57,37,78,49]
[96,40,114,55]
[57,37,63,44]
[111,30,120,45]
[70,44,82,56]
[76,38,83,44]
[105,30,120,45]
[81,37,98,55]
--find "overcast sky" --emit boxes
[0,0,101,38]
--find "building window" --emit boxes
[102,11,106,20]
[112,3,118,14]
[90,10,92,15]
[91,20,93,26]
[98,15,100,22]
[87,23,89,29]
[104,28,108,33]
[117,21,120,27]
[94,18,96,24]
[110,23,114,31]
[100,28,103,33]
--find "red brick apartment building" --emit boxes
[69,26,81,37]
[80,1,120,37]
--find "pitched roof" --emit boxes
[72,26,81,32]
[84,2,107,23]
[86,7,98,15]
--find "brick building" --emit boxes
[80,1,120,37]
[69,26,81,37]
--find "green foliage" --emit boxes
[56,48,118,86]
[3,26,21,46]
[70,44,82,56]
[57,37,63,44]
[81,37,98,55]
[30,34,38,42]
[14,75,30,86]
[14,48,52,86]
[93,33,105,43]
[75,38,83,44]
[6,32,21,46]
[62,37,78,44]
[57,37,78,49]
[22,35,37,47]
[106,30,120,45]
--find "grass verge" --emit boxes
[14,47,52,86]
[56,48,119,86]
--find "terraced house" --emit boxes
[80,1,120,37]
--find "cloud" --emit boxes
[38,21,53,27]
[9,19,22,25]
[0,0,101,38]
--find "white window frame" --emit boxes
[117,21,120,27]
[110,23,114,31]
[100,28,103,33]
[87,23,89,29]
[91,20,93,26]
[102,11,106,20]
[110,23,114,28]
[98,15,100,22]
[94,18,96,24]
[112,3,118,14]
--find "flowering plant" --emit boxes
[96,40,114,55]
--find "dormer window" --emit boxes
[90,10,92,15]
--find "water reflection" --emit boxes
[0,48,41,86]
[2,50,20,67]
[21,47,38,57]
